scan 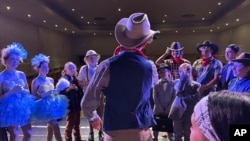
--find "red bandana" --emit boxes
[201,56,213,67]
[171,57,184,64]
[113,42,148,58]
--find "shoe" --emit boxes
[88,132,94,141]
[162,133,168,138]
[98,131,103,141]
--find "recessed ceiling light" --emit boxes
[164,14,167,17]
[93,33,96,36]
[217,26,220,29]
[202,17,205,20]
[118,8,121,12]
[64,28,67,31]
[27,14,31,18]
[208,11,212,14]
[109,33,112,35]
[81,16,84,19]
[225,23,229,26]
[162,20,165,23]
[236,18,240,22]
[72,31,75,34]
[193,30,195,33]
[175,30,178,33]
[210,29,213,32]
[72,8,75,12]
[43,20,46,23]
[55,24,58,27]
[6,6,11,10]
[87,21,90,24]
[218,2,221,6]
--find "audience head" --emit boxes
[1,42,27,67]
[190,91,250,141]
[179,63,193,80]
[157,63,171,80]
[231,52,250,78]
[63,62,77,77]
[225,44,240,62]
[167,41,184,58]
[196,40,218,58]
[31,53,50,74]
[84,50,100,66]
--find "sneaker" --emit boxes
[88,132,94,141]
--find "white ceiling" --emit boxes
[0,0,249,35]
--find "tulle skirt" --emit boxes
[0,91,36,127]
[32,94,69,122]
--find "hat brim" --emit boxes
[84,54,101,62]
[196,43,219,54]
[115,18,160,48]
[167,47,184,50]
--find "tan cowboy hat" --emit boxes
[115,12,160,48]
[196,40,219,55]
[167,42,184,51]
[232,52,250,66]
[84,50,100,62]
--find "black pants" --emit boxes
[0,128,8,141]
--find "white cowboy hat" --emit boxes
[115,12,160,48]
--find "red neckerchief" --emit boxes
[113,42,148,58]
[201,56,213,67]
[171,57,184,64]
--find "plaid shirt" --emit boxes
[164,58,191,80]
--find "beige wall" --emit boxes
[1,13,250,76]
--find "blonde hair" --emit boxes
[179,63,193,80]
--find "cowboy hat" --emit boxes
[84,50,100,62]
[115,12,160,48]
[196,40,219,55]
[232,52,250,66]
[167,42,184,51]
[158,63,171,71]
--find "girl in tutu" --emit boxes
[0,42,35,141]
[30,53,68,141]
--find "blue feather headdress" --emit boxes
[31,53,50,70]
[1,42,27,65]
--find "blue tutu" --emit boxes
[32,90,69,122]
[0,91,36,127]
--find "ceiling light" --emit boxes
[55,24,58,27]
[175,30,178,33]
[217,26,220,29]
[225,23,229,26]
[208,11,212,14]
[210,29,213,32]
[64,28,67,31]
[87,21,90,24]
[218,2,221,6]
[72,8,75,12]
[81,16,84,19]
[6,6,11,10]
[202,17,205,20]
[192,30,195,33]
[118,8,121,12]
[43,20,46,23]
[27,14,31,18]
[162,20,165,23]
[236,18,240,22]
[164,14,167,17]
[109,33,112,35]
[93,33,96,36]
[72,31,75,34]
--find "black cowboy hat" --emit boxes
[196,40,219,55]
[167,41,184,51]
[231,52,250,66]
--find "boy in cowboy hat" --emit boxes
[192,40,223,96]
[228,52,250,92]
[155,41,190,80]
[81,13,160,141]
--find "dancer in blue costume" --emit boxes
[0,42,35,141]
[30,53,68,141]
